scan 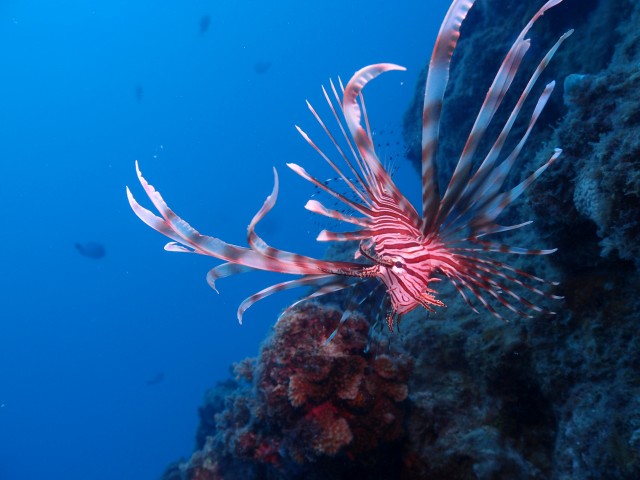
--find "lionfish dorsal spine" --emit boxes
[421,0,477,233]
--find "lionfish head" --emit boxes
[359,216,448,329]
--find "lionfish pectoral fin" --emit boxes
[206,263,254,294]
[247,167,279,253]
[164,242,195,253]
[127,184,185,246]
[325,309,353,345]
[238,274,356,324]
[449,278,481,314]
[128,162,250,261]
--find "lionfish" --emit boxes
[127,0,570,331]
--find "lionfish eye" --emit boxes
[394,261,404,269]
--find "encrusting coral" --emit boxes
[163,302,413,480]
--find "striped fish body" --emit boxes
[374,240,442,315]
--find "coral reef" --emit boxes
[163,303,413,480]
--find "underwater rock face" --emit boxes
[398,0,640,479]
[533,49,640,268]
[164,303,413,480]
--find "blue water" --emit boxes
[0,1,447,478]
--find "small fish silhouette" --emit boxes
[75,241,106,259]
[146,372,165,386]
[199,14,211,35]
[254,60,272,74]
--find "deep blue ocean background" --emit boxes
[0,1,448,478]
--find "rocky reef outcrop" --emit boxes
[162,303,413,480]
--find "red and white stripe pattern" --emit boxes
[128,0,569,329]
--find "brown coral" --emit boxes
[306,403,354,456]
[251,303,414,468]
[168,302,413,479]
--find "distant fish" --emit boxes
[199,14,211,35]
[254,60,271,74]
[74,241,106,259]
[135,84,143,102]
[146,372,165,386]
